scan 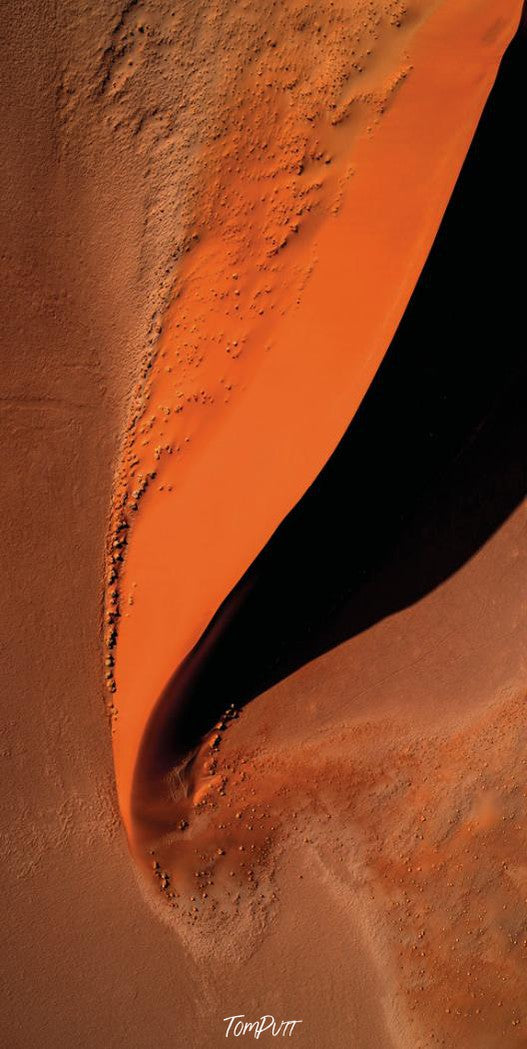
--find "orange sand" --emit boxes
[111,0,522,846]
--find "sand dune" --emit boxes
[0,1,524,1047]
[110,0,521,876]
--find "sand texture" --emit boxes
[0,1,525,1047]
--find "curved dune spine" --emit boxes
[106,0,523,885]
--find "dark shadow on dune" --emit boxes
[133,13,526,796]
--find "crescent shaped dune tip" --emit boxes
[103,0,523,944]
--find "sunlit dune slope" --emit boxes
[126,4,526,993]
[109,0,522,863]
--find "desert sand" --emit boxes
[0,1,524,1047]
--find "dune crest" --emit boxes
[107,0,523,964]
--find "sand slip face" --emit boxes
[109,0,522,876]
